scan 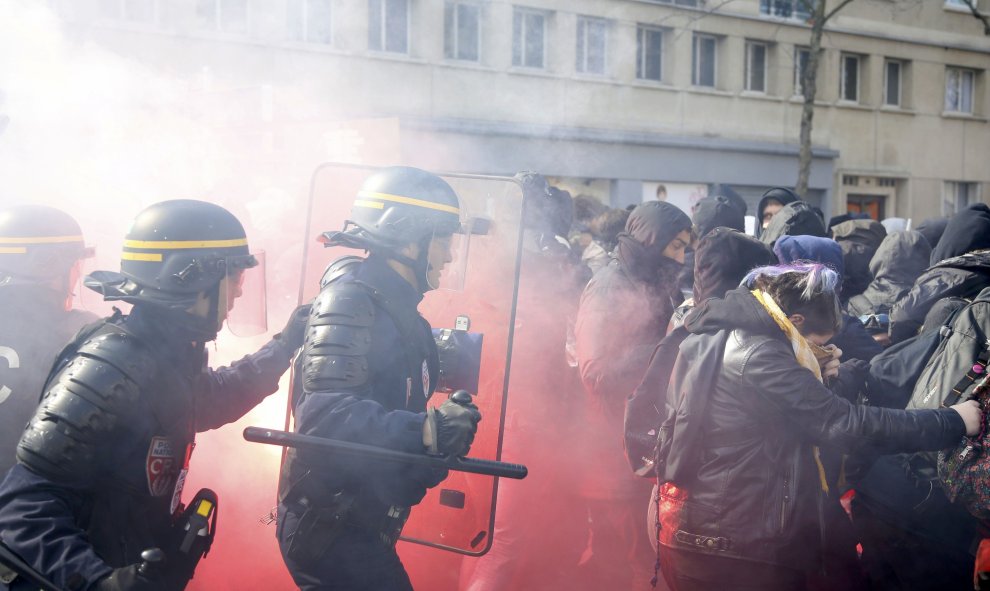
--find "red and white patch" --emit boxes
[146,436,177,497]
[421,359,430,395]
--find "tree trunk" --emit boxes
[795,0,828,200]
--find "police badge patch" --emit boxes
[146,436,177,497]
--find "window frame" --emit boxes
[288,0,333,45]
[575,15,608,76]
[196,0,251,34]
[745,40,769,93]
[368,0,410,55]
[942,181,979,215]
[840,53,861,103]
[692,33,718,88]
[883,58,902,107]
[511,6,547,70]
[636,25,665,82]
[444,1,482,62]
[945,66,976,114]
[760,0,814,20]
[793,46,811,96]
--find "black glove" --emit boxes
[829,359,870,403]
[424,393,482,457]
[91,565,164,591]
[275,303,312,351]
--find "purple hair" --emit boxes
[742,262,840,301]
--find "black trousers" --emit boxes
[658,546,805,591]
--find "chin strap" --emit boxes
[385,236,433,294]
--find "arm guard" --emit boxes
[16,330,156,487]
[301,282,376,395]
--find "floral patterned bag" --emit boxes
[939,373,990,521]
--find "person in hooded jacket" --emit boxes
[760,200,829,247]
[655,263,980,591]
[773,235,883,362]
[574,200,691,590]
[755,187,799,239]
[678,194,746,292]
[831,219,887,301]
[914,217,949,252]
[846,231,931,322]
[889,204,990,343]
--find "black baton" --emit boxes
[243,427,528,480]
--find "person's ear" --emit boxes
[788,313,805,329]
[397,242,419,259]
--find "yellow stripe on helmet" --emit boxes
[354,199,385,210]
[0,235,84,245]
[357,191,460,215]
[121,251,164,262]
[0,247,28,254]
[123,238,248,250]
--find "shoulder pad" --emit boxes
[319,255,364,289]
[17,330,157,485]
[301,281,375,394]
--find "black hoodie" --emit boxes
[831,219,888,300]
[914,217,949,253]
[890,205,990,343]
[846,231,931,318]
[755,187,799,239]
[760,201,828,246]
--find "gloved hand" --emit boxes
[423,391,482,457]
[275,303,312,351]
[91,565,164,591]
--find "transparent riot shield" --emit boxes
[291,163,524,556]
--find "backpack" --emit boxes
[907,286,990,519]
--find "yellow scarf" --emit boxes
[751,289,830,494]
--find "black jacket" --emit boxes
[657,288,964,569]
[847,231,931,318]
[889,249,990,343]
[831,219,887,300]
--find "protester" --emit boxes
[760,200,828,246]
[890,203,990,343]
[583,207,629,274]
[914,216,949,252]
[655,263,980,591]
[755,187,799,238]
[846,230,931,320]
[831,219,887,300]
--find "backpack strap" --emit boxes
[945,347,990,407]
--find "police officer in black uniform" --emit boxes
[0,199,309,591]
[0,204,99,478]
[277,166,483,591]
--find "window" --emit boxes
[760,0,814,20]
[794,46,810,95]
[884,59,902,107]
[636,26,664,82]
[945,67,975,113]
[692,33,717,88]
[745,41,768,92]
[943,181,979,215]
[650,0,699,5]
[444,2,481,61]
[945,0,975,10]
[840,53,860,102]
[576,17,607,75]
[368,0,408,54]
[287,0,332,44]
[196,0,248,33]
[512,7,546,69]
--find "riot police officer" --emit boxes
[0,199,309,591]
[277,166,482,591]
[0,204,98,478]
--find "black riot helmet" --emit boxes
[0,204,92,289]
[85,199,262,339]
[322,166,463,292]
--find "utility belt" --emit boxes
[282,474,409,567]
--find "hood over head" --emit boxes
[869,230,930,286]
[773,235,844,279]
[616,201,692,285]
[827,212,870,231]
[914,217,949,251]
[756,187,799,238]
[706,183,747,216]
[930,204,990,265]
[831,219,887,298]
[760,201,828,246]
[694,228,777,302]
[692,195,745,239]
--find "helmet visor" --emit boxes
[430,225,471,292]
[224,251,267,336]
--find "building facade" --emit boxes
[55,0,990,221]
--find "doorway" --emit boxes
[846,193,885,220]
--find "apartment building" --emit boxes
[54,0,990,220]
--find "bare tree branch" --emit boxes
[959,0,990,36]
[824,0,857,24]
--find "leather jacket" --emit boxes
[658,288,965,569]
